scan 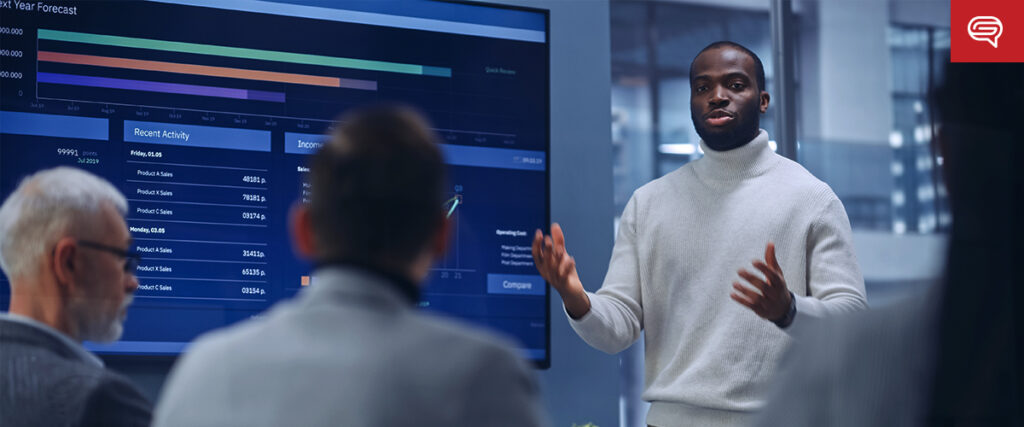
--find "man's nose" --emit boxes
[126,274,139,293]
[709,86,729,108]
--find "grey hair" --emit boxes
[0,167,127,281]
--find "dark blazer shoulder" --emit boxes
[0,318,152,427]
[78,371,153,427]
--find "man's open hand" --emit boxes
[532,223,590,318]
[730,242,793,322]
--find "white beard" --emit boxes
[69,294,132,343]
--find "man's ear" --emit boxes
[51,236,77,293]
[289,203,316,260]
[431,216,451,259]
[760,91,771,114]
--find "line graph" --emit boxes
[444,194,463,218]
[434,191,472,273]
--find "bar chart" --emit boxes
[35,28,452,118]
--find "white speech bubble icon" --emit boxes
[968,16,1003,48]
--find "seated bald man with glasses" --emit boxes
[0,166,151,427]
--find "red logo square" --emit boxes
[951,0,1024,62]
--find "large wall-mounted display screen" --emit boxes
[0,0,550,366]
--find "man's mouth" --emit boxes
[705,110,735,127]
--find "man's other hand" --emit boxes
[730,242,793,323]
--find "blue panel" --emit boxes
[521,348,547,360]
[153,0,546,42]
[255,0,546,31]
[85,340,190,354]
[0,111,108,141]
[284,132,326,155]
[287,136,547,172]
[442,145,546,171]
[124,120,271,152]
[487,274,546,295]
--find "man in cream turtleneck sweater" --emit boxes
[532,42,868,426]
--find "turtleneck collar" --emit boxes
[693,129,778,182]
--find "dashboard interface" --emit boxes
[0,0,550,366]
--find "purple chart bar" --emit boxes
[245,90,285,102]
[36,72,286,103]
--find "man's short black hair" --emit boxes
[690,41,767,93]
[309,105,446,269]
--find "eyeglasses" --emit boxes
[77,240,142,274]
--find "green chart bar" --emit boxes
[38,29,452,78]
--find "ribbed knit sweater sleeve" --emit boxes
[566,195,643,354]
[792,195,869,325]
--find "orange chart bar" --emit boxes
[37,51,378,91]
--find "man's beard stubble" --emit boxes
[692,102,761,151]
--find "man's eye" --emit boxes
[731,83,745,90]
[695,86,707,93]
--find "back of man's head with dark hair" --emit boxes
[690,41,767,92]
[926,62,1024,423]
[934,63,1024,131]
[309,105,446,269]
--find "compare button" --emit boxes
[487,274,546,296]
